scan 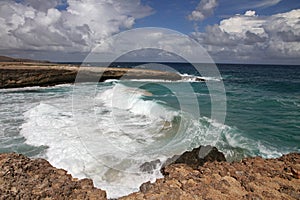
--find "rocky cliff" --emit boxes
[122,152,300,200]
[0,62,182,88]
[0,153,106,200]
[1,150,299,199]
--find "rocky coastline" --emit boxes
[1,57,299,199]
[0,62,185,89]
[1,147,299,200]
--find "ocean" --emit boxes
[0,63,299,198]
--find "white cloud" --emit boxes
[0,0,153,54]
[219,11,266,35]
[22,0,62,12]
[248,0,282,8]
[244,10,256,17]
[188,0,218,21]
[82,28,215,63]
[192,9,300,64]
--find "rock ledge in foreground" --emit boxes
[122,153,300,200]
[0,153,106,200]
[1,151,300,200]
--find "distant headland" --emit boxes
[0,55,204,89]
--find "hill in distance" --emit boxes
[0,55,50,63]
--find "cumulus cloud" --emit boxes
[84,28,214,63]
[22,0,63,12]
[192,9,300,64]
[0,0,153,56]
[188,0,218,21]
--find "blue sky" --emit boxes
[135,0,300,33]
[0,0,299,64]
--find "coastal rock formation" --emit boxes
[1,151,299,199]
[140,159,161,173]
[140,145,226,173]
[0,63,182,88]
[0,65,78,88]
[0,153,106,200]
[122,153,300,200]
[164,145,226,170]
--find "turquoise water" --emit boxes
[221,65,300,153]
[0,63,299,197]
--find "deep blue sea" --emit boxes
[0,63,299,198]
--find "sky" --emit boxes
[0,0,299,64]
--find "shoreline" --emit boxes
[0,62,187,89]
[1,148,299,199]
[2,60,299,199]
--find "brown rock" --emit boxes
[291,167,300,179]
[121,153,300,200]
[163,145,226,170]
[1,151,300,200]
[0,63,182,89]
[0,153,106,200]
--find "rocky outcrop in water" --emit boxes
[164,145,226,170]
[0,153,106,200]
[140,145,226,173]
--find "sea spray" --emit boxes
[1,64,299,198]
[16,82,288,198]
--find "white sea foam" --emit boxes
[0,84,72,93]
[96,84,177,121]
[104,79,120,83]
[20,83,180,198]
[102,73,221,83]
[19,82,284,198]
[180,73,222,82]
[121,79,174,82]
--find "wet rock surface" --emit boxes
[0,153,106,200]
[164,145,226,170]
[140,145,226,173]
